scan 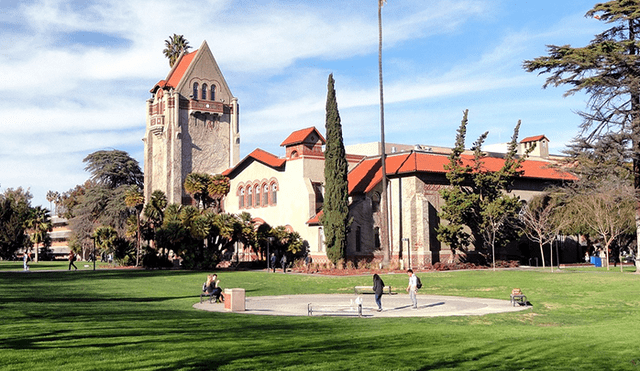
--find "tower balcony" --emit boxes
[189,100,224,115]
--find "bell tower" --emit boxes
[144,40,240,205]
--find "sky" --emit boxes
[0,0,602,208]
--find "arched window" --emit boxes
[247,186,252,207]
[271,182,278,205]
[239,188,245,209]
[211,85,216,101]
[254,185,261,207]
[201,84,208,100]
[192,82,199,99]
[262,184,269,207]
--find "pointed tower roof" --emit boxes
[150,40,233,99]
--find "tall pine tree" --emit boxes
[321,74,350,265]
[524,0,640,272]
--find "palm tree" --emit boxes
[163,34,192,67]
[184,173,211,209]
[46,191,59,215]
[207,175,230,213]
[25,206,52,263]
[93,226,118,264]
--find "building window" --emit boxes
[262,184,269,207]
[271,183,278,205]
[247,186,252,207]
[254,185,261,207]
[374,227,380,248]
[355,226,361,252]
[312,182,324,213]
[239,188,244,209]
[371,191,381,212]
[202,83,208,100]
[193,82,199,99]
[211,85,216,101]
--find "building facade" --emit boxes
[144,41,240,205]
[222,127,364,262]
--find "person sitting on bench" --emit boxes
[201,274,223,303]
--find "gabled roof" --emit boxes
[348,151,577,195]
[150,50,198,93]
[222,148,286,177]
[280,127,325,147]
[521,135,548,143]
[166,50,198,88]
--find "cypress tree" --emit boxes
[321,74,350,265]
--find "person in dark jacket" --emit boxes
[373,273,384,311]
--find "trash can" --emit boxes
[224,288,246,312]
[593,257,602,267]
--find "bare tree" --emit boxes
[519,193,568,271]
[572,181,635,270]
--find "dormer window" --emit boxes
[192,83,199,100]
[202,84,208,100]
[211,85,216,101]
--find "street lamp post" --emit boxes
[90,236,96,271]
[267,237,275,271]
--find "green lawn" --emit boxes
[1,263,639,370]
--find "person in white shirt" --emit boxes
[406,269,418,309]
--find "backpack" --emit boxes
[416,276,422,289]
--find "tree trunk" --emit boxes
[539,241,546,269]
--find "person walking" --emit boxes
[68,250,78,271]
[280,254,287,274]
[270,254,276,273]
[406,269,418,309]
[373,273,385,312]
[23,251,30,271]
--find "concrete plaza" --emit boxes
[194,293,530,318]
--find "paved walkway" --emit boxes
[193,293,530,318]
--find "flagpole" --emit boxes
[378,0,390,267]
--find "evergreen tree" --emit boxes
[437,110,529,263]
[523,0,640,271]
[0,188,32,260]
[320,74,350,265]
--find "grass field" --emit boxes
[1,262,640,370]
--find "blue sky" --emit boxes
[1,0,601,208]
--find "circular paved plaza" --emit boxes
[194,293,530,318]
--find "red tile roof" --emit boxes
[307,210,323,225]
[280,127,325,146]
[166,50,198,88]
[521,135,548,143]
[348,151,576,194]
[151,50,198,92]
[222,148,286,177]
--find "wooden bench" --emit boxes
[307,303,362,317]
[510,288,528,307]
[353,285,394,295]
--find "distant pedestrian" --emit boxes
[270,254,276,273]
[23,252,30,271]
[68,251,78,270]
[373,274,384,311]
[281,254,287,274]
[406,269,418,309]
[305,254,312,273]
